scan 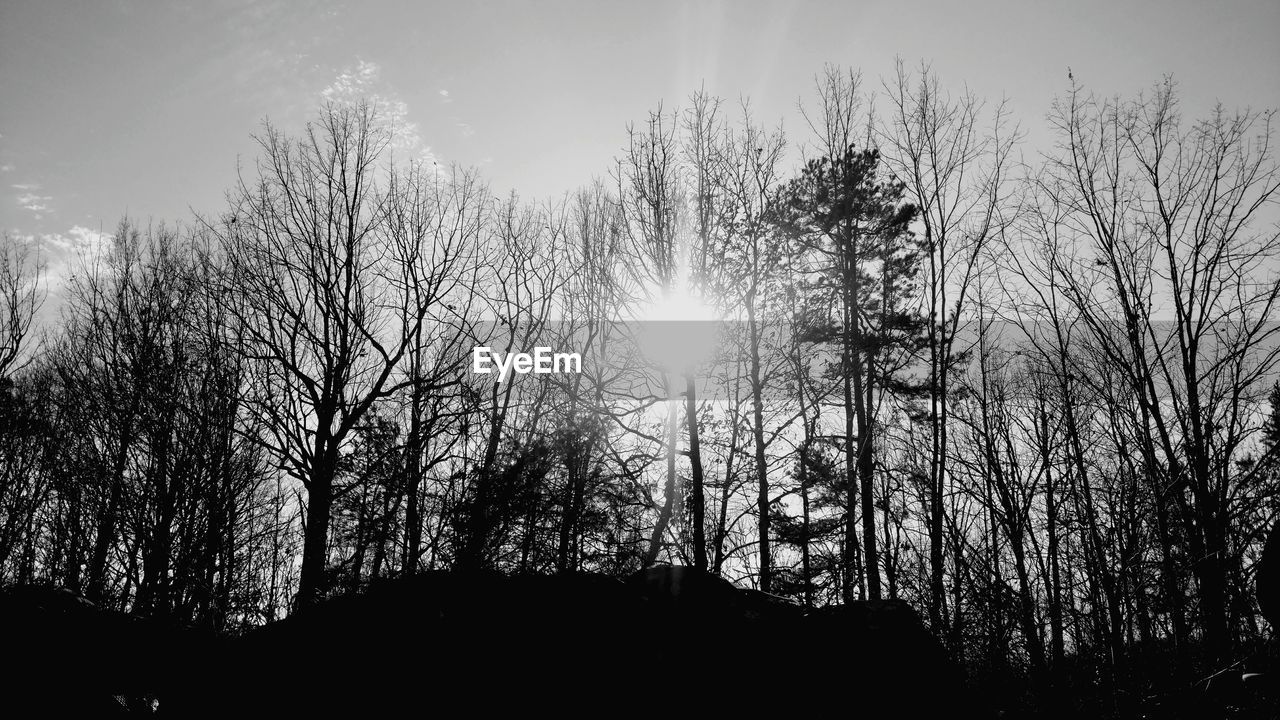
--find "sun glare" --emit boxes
[637,284,720,373]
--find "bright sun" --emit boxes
[637,283,719,373]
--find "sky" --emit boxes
[2,0,1278,292]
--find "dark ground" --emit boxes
[0,566,1275,718]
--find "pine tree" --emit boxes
[774,145,920,601]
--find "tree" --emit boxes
[381,162,489,576]
[1041,77,1280,661]
[0,235,47,579]
[880,60,1020,635]
[553,182,625,574]
[219,101,460,606]
[0,235,44,379]
[775,138,919,602]
[700,99,790,591]
[456,192,566,569]
[617,103,694,569]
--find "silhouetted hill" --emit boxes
[2,568,975,717]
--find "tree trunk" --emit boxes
[856,352,880,600]
[685,373,707,574]
[87,425,131,603]
[1045,457,1065,668]
[748,306,770,591]
[643,372,680,567]
[298,455,335,607]
[403,378,424,577]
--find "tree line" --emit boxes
[2,63,1278,713]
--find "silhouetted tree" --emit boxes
[775,135,919,602]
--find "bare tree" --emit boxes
[618,104,691,568]
[879,59,1021,635]
[381,163,489,576]
[0,235,48,579]
[219,101,459,606]
[0,236,45,380]
[703,99,789,590]
[1042,77,1280,661]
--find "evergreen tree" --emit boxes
[774,145,920,601]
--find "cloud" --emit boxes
[12,181,51,218]
[17,192,52,214]
[439,89,452,104]
[457,122,475,138]
[321,59,381,102]
[38,225,112,257]
[65,226,112,255]
[0,164,13,172]
[320,59,439,166]
[37,225,114,293]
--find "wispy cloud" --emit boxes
[58,225,112,253]
[439,89,452,104]
[0,164,13,173]
[320,60,437,165]
[4,226,114,315]
[37,225,114,293]
[321,59,381,101]
[457,122,475,138]
[17,194,51,212]
[15,183,52,217]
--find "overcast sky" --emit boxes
[2,0,1278,276]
